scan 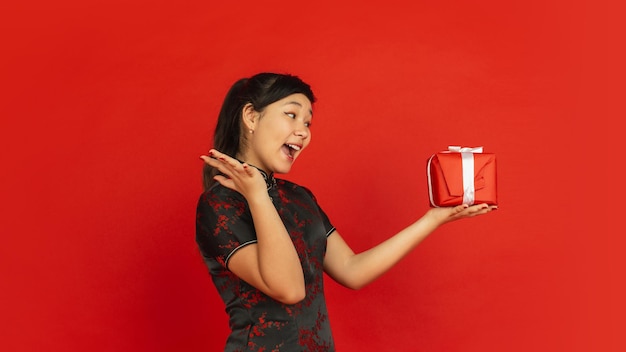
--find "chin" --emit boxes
[273,163,294,175]
[274,167,292,175]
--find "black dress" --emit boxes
[196,170,336,351]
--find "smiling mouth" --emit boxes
[283,144,301,159]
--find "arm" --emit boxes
[323,204,496,290]
[202,150,305,304]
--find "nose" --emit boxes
[294,123,309,139]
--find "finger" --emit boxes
[201,154,230,171]
[213,175,235,190]
[447,204,480,219]
[242,163,255,176]
[468,203,488,211]
[209,149,236,164]
[201,154,237,180]
[465,204,488,216]
[206,150,246,176]
[200,155,221,168]
[216,155,245,172]
[452,204,469,215]
[466,204,496,217]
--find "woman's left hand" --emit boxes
[425,203,498,227]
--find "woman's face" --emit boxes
[240,93,313,174]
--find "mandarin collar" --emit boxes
[256,167,277,190]
[234,158,276,190]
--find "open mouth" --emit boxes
[282,143,301,159]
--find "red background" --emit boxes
[1,1,621,351]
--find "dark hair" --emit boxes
[203,73,316,190]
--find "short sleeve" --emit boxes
[195,187,256,269]
[300,186,335,237]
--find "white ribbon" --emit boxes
[447,146,483,153]
[447,146,483,205]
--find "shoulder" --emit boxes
[197,184,246,211]
[276,178,323,206]
[276,178,315,196]
[200,183,243,199]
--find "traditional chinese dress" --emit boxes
[196,170,336,351]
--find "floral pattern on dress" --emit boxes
[196,173,336,351]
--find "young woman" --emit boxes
[196,72,496,351]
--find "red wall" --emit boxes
[1,1,620,351]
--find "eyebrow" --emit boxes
[283,101,313,116]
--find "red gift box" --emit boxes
[427,146,497,207]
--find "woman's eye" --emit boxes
[285,112,296,119]
[304,121,312,128]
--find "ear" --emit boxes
[241,103,258,131]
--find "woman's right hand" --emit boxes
[200,149,268,200]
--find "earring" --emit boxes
[249,129,254,134]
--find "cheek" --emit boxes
[273,121,291,137]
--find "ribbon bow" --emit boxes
[448,146,483,153]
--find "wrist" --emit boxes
[424,208,446,228]
[245,190,273,207]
